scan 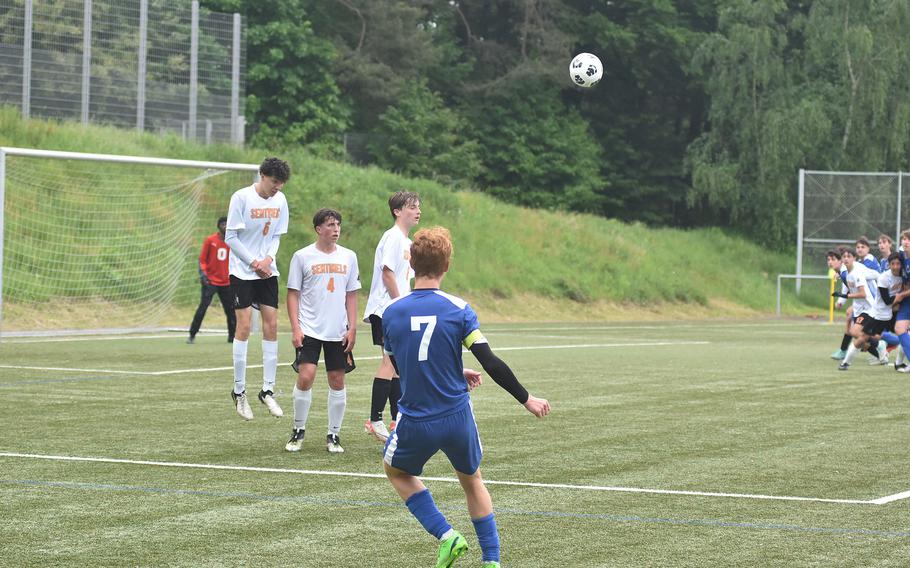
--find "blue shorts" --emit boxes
[896,301,910,322]
[383,403,483,476]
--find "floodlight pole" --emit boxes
[796,169,805,295]
[898,172,903,241]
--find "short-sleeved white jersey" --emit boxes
[872,270,902,321]
[846,263,878,317]
[362,225,414,321]
[287,244,361,341]
[226,185,289,280]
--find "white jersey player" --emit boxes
[224,157,291,420]
[839,249,888,370]
[362,191,421,443]
[285,209,360,453]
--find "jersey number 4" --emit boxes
[410,315,437,361]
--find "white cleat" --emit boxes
[258,390,283,418]
[326,434,345,453]
[285,429,305,452]
[898,365,910,374]
[232,391,254,420]
[364,420,390,443]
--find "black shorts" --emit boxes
[859,314,888,336]
[230,275,279,310]
[369,314,384,346]
[292,336,356,373]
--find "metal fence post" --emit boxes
[189,1,199,141]
[21,0,32,119]
[137,0,148,132]
[796,169,805,295]
[231,12,241,145]
[81,0,93,125]
[898,172,903,240]
[0,150,6,336]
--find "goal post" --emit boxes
[776,273,839,322]
[0,147,260,337]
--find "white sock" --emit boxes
[293,386,312,431]
[897,346,905,365]
[327,387,347,435]
[232,339,248,394]
[262,339,278,392]
[843,343,859,365]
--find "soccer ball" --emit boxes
[569,53,603,88]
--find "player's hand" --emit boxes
[342,329,356,353]
[463,368,482,391]
[835,299,845,309]
[291,328,304,349]
[831,292,848,299]
[523,395,550,418]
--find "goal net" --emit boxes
[0,147,258,336]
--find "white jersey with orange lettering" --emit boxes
[845,262,879,317]
[225,185,289,280]
[287,243,361,341]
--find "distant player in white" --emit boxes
[285,209,360,453]
[224,157,291,420]
[837,249,887,370]
[362,191,421,442]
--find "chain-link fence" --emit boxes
[0,0,244,144]
[796,169,909,286]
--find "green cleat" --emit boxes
[436,531,468,568]
[482,562,501,568]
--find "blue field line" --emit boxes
[0,376,130,387]
[3,479,908,538]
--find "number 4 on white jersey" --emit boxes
[410,315,437,361]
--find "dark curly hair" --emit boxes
[259,157,291,182]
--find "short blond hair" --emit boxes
[410,227,452,278]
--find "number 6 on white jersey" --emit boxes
[410,315,437,361]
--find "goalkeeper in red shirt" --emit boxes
[187,216,236,343]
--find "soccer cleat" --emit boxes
[389,420,397,432]
[878,341,889,364]
[232,390,254,420]
[258,389,283,418]
[830,349,846,360]
[482,563,501,568]
[326,434,345,453]
[899,365,910,374]
[285,429,305,452]
[186,336,195,344]
[838,362,850,371]
[364,420,390,443]
[435,531,468,568]
[895,363,907,371]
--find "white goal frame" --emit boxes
[0,147,260,336]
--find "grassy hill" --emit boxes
[0,108,819,329]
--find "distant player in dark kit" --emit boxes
[187,216,236,344]
[381,226,550,568]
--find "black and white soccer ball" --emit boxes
[569,53,603,88]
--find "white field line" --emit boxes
[871,490,910,505]
[0,451,874,505]
[0,341,710,376]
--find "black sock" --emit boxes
[389,377,401,420]
[868,344,880,358]
[370,378,392,422]
[840,334,851,351]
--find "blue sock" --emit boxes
[405,489,451,540]
[882,331,900,346]
[900,332,910,358]
[471,513,501,562]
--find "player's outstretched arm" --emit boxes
[468,342,550,418]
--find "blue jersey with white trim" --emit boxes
[900,250,910,283]
[382,289,482,420]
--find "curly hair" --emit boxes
[259,157,291,182]
[410,227,452,278]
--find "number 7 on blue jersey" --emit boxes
[411,316,437,361]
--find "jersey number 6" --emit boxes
[410,315,437,361]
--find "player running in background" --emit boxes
[285,209,360,453]
[891,231,910,371]
[836,249,887,370]
[381,226,550,568]
[362,191,421,442]
[828,248,853,360]
[187,216,236,344]
[225,157,291,420]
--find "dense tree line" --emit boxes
[201,0,910,249]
